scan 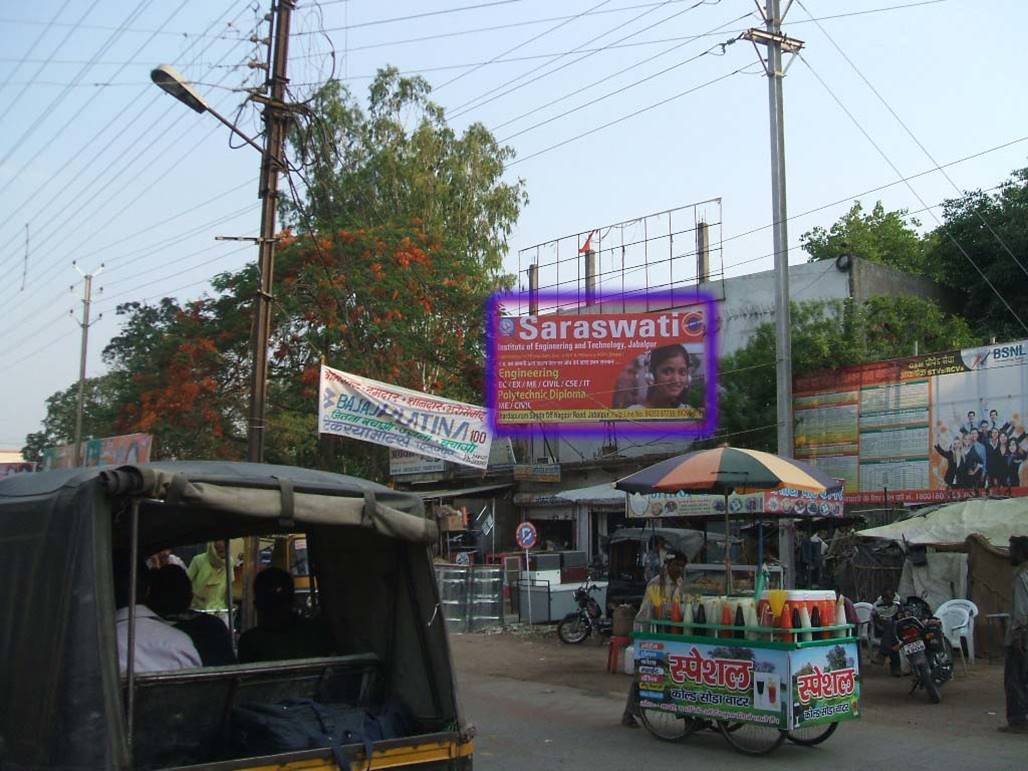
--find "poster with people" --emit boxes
[42,433,152,470]
[487,291,717,437]
[795,340,1028,504]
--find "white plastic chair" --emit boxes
[853,602,875,649]
[936,599,979,665]
[937,605,972,673]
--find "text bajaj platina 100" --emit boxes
[616,447,861,756]
[0,462,474,770]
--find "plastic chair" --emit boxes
[936,599,979,665]
[853,602,875,649]
[937,605,972,674]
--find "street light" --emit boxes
[150,64,266,154]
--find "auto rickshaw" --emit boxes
[0,461,474,770]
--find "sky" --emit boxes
[0,0,1026,451]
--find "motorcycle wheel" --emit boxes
[557,614,590,644]
[639,708,703,742]
[787,721,839,746]
[931,648,954,686]
[717,721,787,755]
[915,660,941,704]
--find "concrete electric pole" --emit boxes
[72,263,103,467]
[743,0,804,587]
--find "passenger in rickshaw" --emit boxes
[148,564,236,666]
[113,551,201,674]
[238,567,336,663]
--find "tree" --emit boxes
[22,376,121,463]
[715,297,979,452]
[801,201,927,275]
[925,166,1028,341]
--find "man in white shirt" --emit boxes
[114,552,201,674]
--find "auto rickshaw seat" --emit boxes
[127,653,381,769]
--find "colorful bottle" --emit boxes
[798,604,813,642]
[835,596,848,638]
[779,602,794,643]
[810,605,823,640]
[695,601,707,637]
[734,604,746,640]
[683,598,694,636]
[670,599,683,633]
[720,601,733,639]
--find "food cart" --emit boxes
[615,447,857,754]
[632,592,859,755]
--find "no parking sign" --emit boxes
[515,521,537,550]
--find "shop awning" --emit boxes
[413,483,512,500]
[514,481,624,509]
[857,497,1028,549]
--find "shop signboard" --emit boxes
[794,339,1028,504]
[512,463,561,483]
[789,642,861,728]
[319,365,493,469]
[625,487,844,519]
[42,433,152,470]
[635,638,791,728]
[487,291,718,437]
[389,449,446,477]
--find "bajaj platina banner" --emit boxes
[319,365,493,469]
[795,339,1028,504]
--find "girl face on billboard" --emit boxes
[649,348,689,407]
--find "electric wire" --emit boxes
[795,0,1028,281]
[493,11,749,133]
[507,64,753,166]
[447,0,728,118]
[0,0,73,96]
[801,54,1024,334]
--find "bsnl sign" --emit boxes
[991,343,1026,361]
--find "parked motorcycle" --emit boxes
[891,596,953,703]
[557,580,611,644]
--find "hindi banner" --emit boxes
[319,366,493,469]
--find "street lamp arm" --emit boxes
[205,105,266,156]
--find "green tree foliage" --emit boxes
[801,201,928,274]
[716,297,979,452]
[25,69,524,474]
[924,166,1028,341]
[21,375,121,462]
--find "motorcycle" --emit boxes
[891,596,954,703]
[557,579,611,644]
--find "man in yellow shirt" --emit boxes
[186,541,230,611]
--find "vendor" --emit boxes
[621,551,687,728]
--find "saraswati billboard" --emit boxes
[794,339,1028,504]
[486,290,718,437]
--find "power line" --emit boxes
[798,52,1028,336]
[795,0,1028,282]
[0,0,73,96]
[299,0,530,34]
[447,0,725,117]
[492,11,749,133]
[508,64,752,166]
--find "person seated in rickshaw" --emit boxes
[148,564,236,667]
[113,552,201,674]
[238,567,335,663]
[873,588,902,676]
[621,551,687,728]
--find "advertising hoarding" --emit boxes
[43,433,152,470]
[487,291,718,437]
[0,462,36,478]
[795,340,1028,504]
[626,487,845,519]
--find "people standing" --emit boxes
[187,541,231,611]
[622,552,687,728]
[873,588,902,676]
[935,437,963,488]
[1000,536,1028,733]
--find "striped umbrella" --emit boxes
[615,447,841,592]
[615,446,839,496]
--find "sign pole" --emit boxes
[515,521,538,625]
[524,548,532,625]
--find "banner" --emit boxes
[635,638,791,728]
[626,487,845,519]
[487,292,718,437]
[0,461,36,478]
[795,339,1028,504]
[319,366,493,469]
[635,637,860,731]
[43,433,152,470]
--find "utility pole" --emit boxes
[72,263,103,467]
[240,0,295,631]
[743,1,804,587]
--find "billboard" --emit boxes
[795,340,1028,504]
[486,291,718,437]
[319,366,493,469]
[43,433,152,470]
[1,462,36,478]
[626,486,845,519]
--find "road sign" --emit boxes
[515,521,538,550]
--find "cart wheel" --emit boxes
[717,721,786,755]
[787,721,839,746]
[639,708,703,743]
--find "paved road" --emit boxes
[460,673,1026,770]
